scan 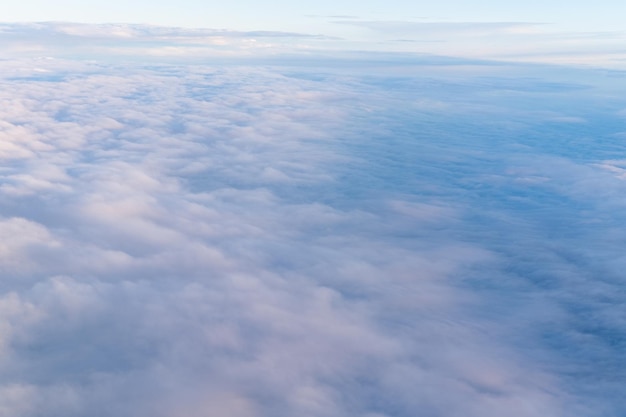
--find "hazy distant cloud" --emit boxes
[0,22,326,40]
[1,20,626,68]
[329,19,626,67]
[306,14,360,19]
[0,22,332,61]
[332,20,545,36]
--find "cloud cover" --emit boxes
[2,21,626,69]
[0,24,625,416]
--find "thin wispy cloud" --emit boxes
[0,22,333,61]
[327,19,626,67]
[2,21,625,68]
[331,20,546,35]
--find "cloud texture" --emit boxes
[0,25,625,416]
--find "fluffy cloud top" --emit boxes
[0,24,625,417]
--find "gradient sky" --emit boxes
[2,0,625,32]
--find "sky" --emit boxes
[2,0,625,31]
[0,3,626,417]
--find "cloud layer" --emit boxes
[0,25,625,417]
[2,21,626,69]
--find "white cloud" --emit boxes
[0,25,624,417]
[328,20,626,68]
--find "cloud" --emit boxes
[0,24,625,417]
[0,22,326,41]
[2,21,625,69]
[0,22,334,61]
[328,19,626,68]
[332,20,545,36]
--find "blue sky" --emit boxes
[0,3,625,417]
[2,0,625,30]
[2,0,625,32]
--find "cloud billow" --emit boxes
[0,26,625,417]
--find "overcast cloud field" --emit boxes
[0,22,625,417]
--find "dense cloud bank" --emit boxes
[0,30,625,416]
